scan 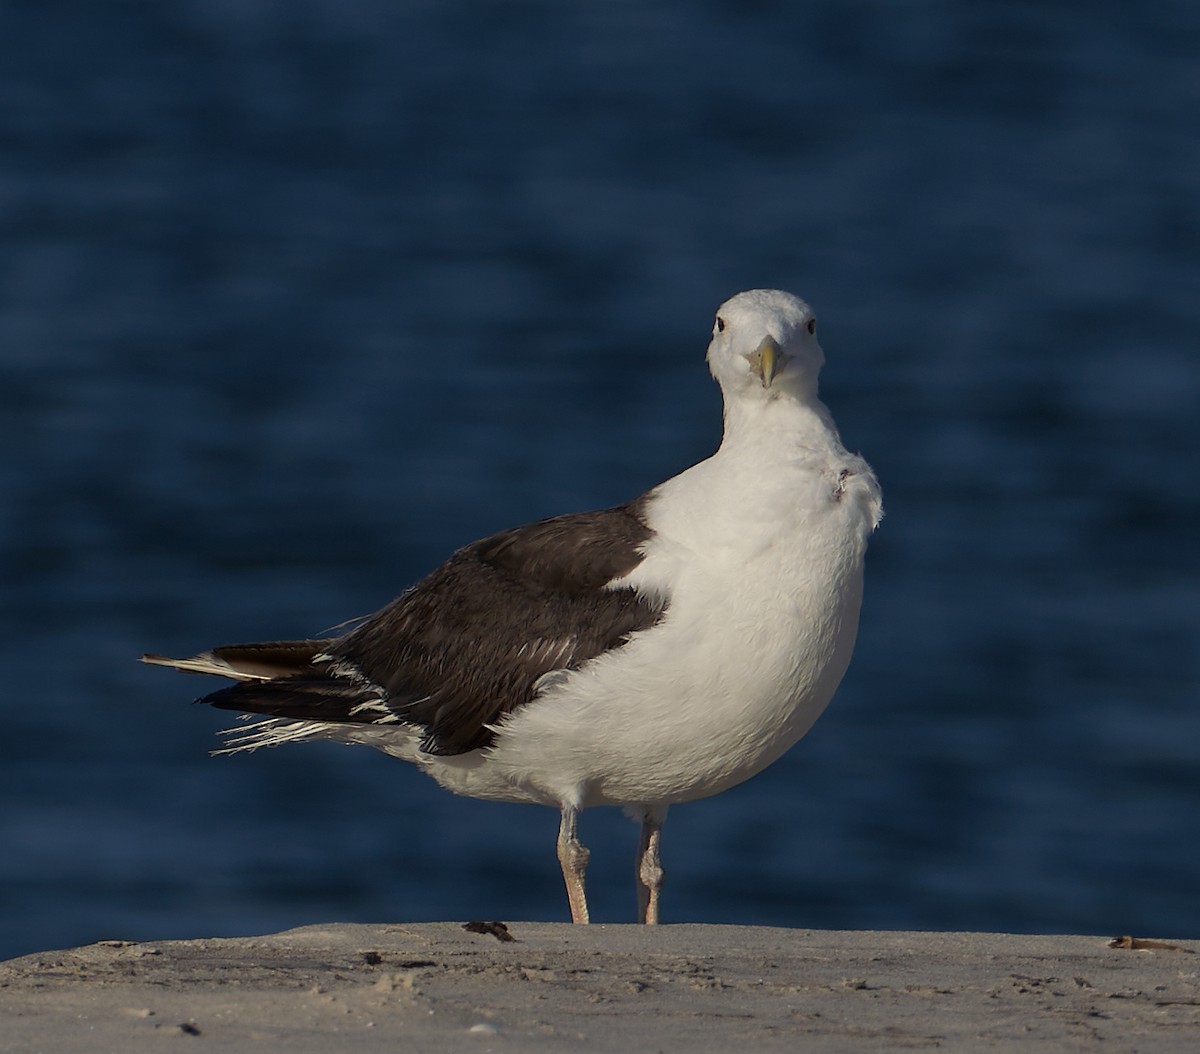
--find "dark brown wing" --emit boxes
[200,500,667,756]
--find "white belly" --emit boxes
[497,571,860,804]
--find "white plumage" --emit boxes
[143,289,882,925]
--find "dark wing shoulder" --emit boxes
[330,499,665,754]
[472,498,653,591]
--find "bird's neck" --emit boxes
[719,392,842,456]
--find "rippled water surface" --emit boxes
[2,1,1198,959]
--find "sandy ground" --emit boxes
[1,923,1197,1052]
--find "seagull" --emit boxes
[142,289,883,925]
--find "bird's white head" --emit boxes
[706,289,824,404]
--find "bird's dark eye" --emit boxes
[806,318,816,335]
[715,316,726,333]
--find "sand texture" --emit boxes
[2,923,1198,1052]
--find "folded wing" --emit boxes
[144,500,667,756]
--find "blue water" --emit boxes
[2,1,1198,960]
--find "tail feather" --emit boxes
[143,638,399,731]
[140,639,333,682]
[214,717,340,754]
[201,673,395,724]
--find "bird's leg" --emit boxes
[556,805,590,924]
[635,806,668,925]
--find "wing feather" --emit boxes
[177,500,668,756]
